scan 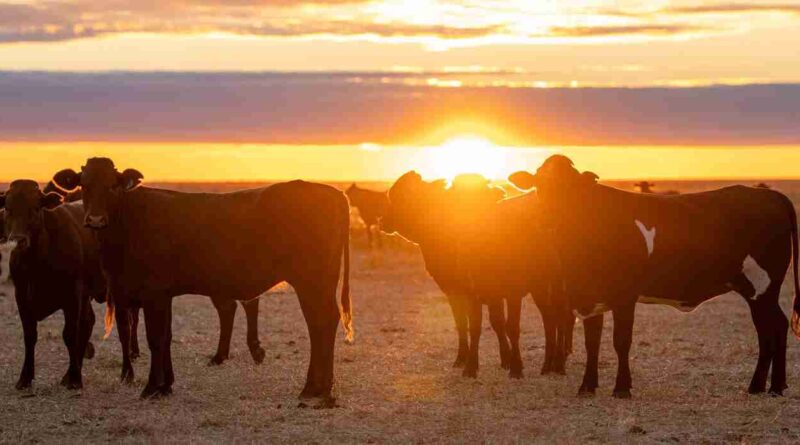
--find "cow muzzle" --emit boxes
[84,214,108,229]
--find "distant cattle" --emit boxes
[345,183,389,248]
[54,158,352,404]
[0,181,106,390]
[382,172,573,378]
[634,181,679,195]
[511,155,798,397]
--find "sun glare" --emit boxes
[420,136,510,181]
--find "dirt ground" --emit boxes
[1,235,799,444]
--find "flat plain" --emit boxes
[1,180,800,443]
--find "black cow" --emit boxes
[345,183,389,248]
[382,172,573,378]
[53,158,352,404]
[0,181,106,390]
[510,155,798,397]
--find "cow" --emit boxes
[0,181,106,390]
[381,172,573,378]
[634,181,679,195]
[53,158,352,404]
[345,183,389,248]
[44,180,82,202]
[509,155,799,397]
[39,182,267,386]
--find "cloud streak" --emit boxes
[0,71,797,146]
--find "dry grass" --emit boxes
[1,237,800,444]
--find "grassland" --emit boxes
[0,229,799,444]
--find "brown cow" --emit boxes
[53,158,352,404]
[345,183,389,248]
[511,155,798,397]
[0,181,106,390]
[382,172,573,378]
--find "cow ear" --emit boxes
[40,192,63,209]
[118,169,143,191]
[52,169,81,192]
[490,186,506,202]
[582,171,599,185]
[508,171,537,190]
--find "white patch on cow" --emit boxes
[742,255,770,300]
[572,303,610,320]
[637,296,697,312]
[635,219,656,257]
[0,241,15,283]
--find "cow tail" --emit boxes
[786,195,800,339]
[103,290,115,340]
[340,203,354,345]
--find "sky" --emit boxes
[0,0,799,181]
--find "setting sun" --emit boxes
[419,136,511,181]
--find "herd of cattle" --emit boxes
[1,155,798,406]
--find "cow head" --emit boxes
[509,155,598,200]
[52,158,143,229]
[0,181,63,249]
[381,171,448,243]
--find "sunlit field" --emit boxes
[1,180,799,442]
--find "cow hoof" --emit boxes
[452,357,467,368]
[61,374,82,390]
[120,369,134,385]
[577,385,596,397]
[612,389,632,399]
[250,347,266,365]
[462,367,478,378]
[140,385,171,399]
[767,388,784,397]
[299,385,323,399]
[509,369,524,379]
[15,378,32,390]
[540,366,552,376]
[130,352,140,361]
[84,342,95,360]
[208,355,227,366]
[748,385,766,395]
[501,361,511,370]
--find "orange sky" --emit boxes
[2,142,800,183]
[0,1,798,181]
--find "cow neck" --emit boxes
[22,209,53,270]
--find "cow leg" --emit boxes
[506,295,524,379]
[769,302,788,395]
[115,305,135,384]
[447,293,469,368]
[60,302,83,390]
[375,226,383,249]
[80,302,96,361]
[611,304,635,398]
[141,298,173,398]
[488,299,511,370]
[241,298,265,364]
[538,302,557,375]
[746,299,774,394]
[463,299,482,378]
[578,313,604,397]
[209,297,236,366]
[15,312,37,390]
[296,282,340,405]
[130,306,141,360]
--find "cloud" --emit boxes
[544,24,707,38]
[0,72,797,146]
[0,1,502,43]
[664,3,800,15]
